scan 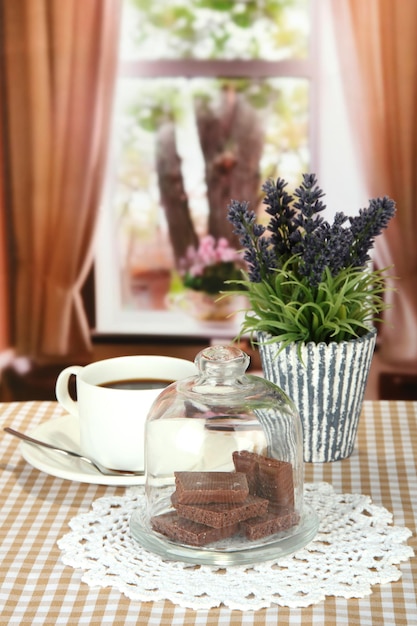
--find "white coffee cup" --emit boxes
[55,355,197,471]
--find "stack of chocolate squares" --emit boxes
[151,451,300,547]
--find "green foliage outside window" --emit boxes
[127,0,309,60]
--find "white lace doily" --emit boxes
[57,482,414,610]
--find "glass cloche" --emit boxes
[130,345,318,565]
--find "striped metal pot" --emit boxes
[257,328,377,463]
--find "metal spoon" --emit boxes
[3,427,144,477]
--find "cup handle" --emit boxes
[55,365,84,417]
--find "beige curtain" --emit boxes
[330,0,417,364]
[0,0,121,362]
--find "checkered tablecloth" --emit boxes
[0,401,416,625]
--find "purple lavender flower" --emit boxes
[297,212,352,286]
[228,199,276,282]
[261,178,298,256]
[227,173,396,289]
[348,196,396,267]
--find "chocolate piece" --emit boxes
[232,451,294,507]
[240,505,300,541]
[232,450,258,494]
[171,493,269,528]
[151,511,239,546]
[256,456,294,507]
[174,471,249,504]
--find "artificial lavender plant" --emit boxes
[227,173,396,347]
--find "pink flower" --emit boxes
[186,235,242,268]
[179,236,244,292]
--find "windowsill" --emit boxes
[94,309,245,341]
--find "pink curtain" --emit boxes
[330,0,417,364]
[0,0,121,362]
[0,109,10,354]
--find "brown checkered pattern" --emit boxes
[1,401,416,625]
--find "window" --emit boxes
[95,0,314,338]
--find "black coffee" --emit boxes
[99,378,173,390]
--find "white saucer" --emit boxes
[20,414,145,486]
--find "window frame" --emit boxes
[94,4,318,339]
